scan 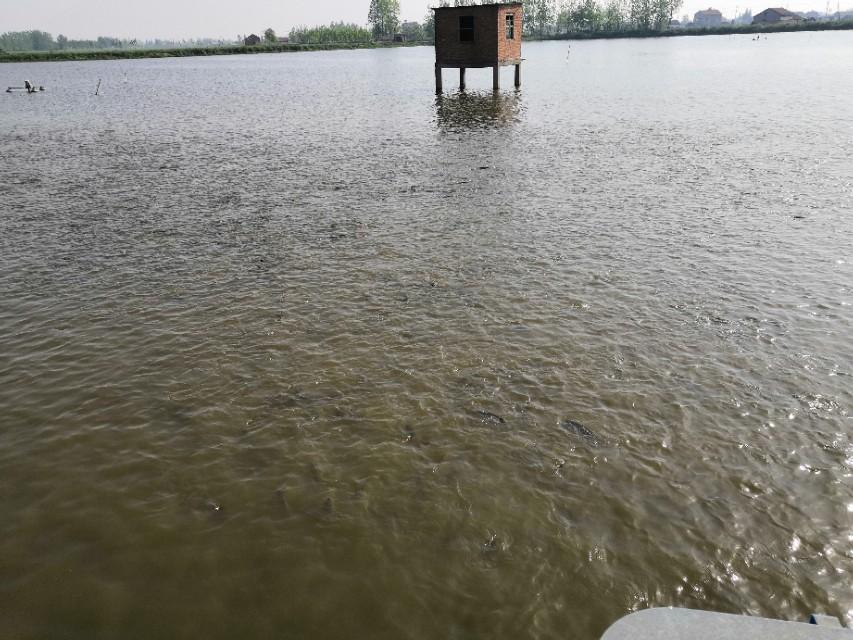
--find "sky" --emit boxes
[0,0,841,40]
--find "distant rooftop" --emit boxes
[760,6,801,15]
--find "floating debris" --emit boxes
[482,532,499,552]
[6,80,45,94]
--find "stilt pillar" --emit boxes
[435,65,443,93]
[514,63,521,88]
[493,65,500,91]
[459,68,466,91]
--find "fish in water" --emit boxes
[560,419,600,445]
[474,410,506,425]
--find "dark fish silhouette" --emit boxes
[474,410,506,425]
[561,419,600,445]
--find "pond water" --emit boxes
[1,32,853,639]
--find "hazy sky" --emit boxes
[0,0,834,40]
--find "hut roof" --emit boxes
[433,2,522,11]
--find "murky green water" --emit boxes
[1,33,853,639]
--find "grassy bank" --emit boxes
[0,40,429,63]
[541,18,853,40]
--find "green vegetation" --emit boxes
[288,23,373,44]
[1,30,62,51]
[0,41,425,64]
[0,29,229,52]
[368,0,401,36]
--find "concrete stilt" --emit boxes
[493,65,500,91]
[460,68,466,91]
[435,65,443,93]
[514,63,521,88]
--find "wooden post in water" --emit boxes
[435,65,443,93]
[514,63,521,88]
[459,68,466,91]
[493,65,500,91]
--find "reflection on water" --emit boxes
[435,90,524,131]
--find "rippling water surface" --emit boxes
[2,33,853,639]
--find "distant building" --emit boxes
[243,34,261,46]
[277,36,289,43]
[670,18,684,28]
[752,7,804,23]
[694,8,723,27]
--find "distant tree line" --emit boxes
[0,30,232,52]
[0,31,124,51]
[425,0,683,35]
[428,0,853,35]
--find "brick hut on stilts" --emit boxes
[433,2,523,93]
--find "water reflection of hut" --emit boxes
[435,91,523,132]
[433,3,523,93]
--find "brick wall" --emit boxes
[497,5,523,63]
[435,5,497,67]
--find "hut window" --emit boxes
[459,16,475,42]
[505,14,515,39]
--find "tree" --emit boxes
[57,34,68,49]
[556,0,575,33]
[401,21,424,40]
[602,0,626,30]
[423,10,436,41]
[535,0,556,34]
[571,0,601,30]
[630,0,653,29]
[522,0,555,35]
[264,28,277,43]
[368,0,401,36]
